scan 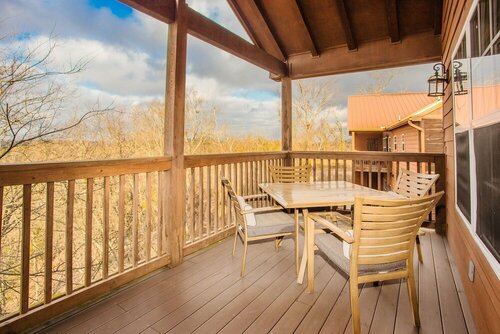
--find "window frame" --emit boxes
[451,0,500,277]
[401,134,405,151]
[394,135,397,151]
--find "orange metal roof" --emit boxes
[347,92,439,131]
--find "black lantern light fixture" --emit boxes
[453,61,468,95]
[427,62,448,97]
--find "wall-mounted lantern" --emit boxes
[427,63,448,97]
[453,61,468,95]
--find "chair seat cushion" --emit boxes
[315,233,406,275]
[248,212,295,237]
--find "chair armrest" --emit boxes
[242,206,283,214]
[308,213,354,244]
[242,194,269,200]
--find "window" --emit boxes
[394,136,397,151]
[452,0,500,267]
[402,134,406,151]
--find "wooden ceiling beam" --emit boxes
[227,0,286,62]
[386,0,400,43]
[434,0,443,35]
[333,0,357,51]
[119,0,175,24]
[292,1,319,58]
[186,7,287,77]
[288,31,441,79]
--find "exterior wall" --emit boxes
[423,118,444,153]
[352,132,383,151]
[442,1,500,333]
[389,125,420,152]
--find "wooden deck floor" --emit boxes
[40,230,476,334]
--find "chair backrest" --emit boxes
[221,176,237,200]
[221,176,249,228]
[351,192,444,277]
[394,168,440,198]
[269,164,311,183]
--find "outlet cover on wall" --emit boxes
[468,260,475,282]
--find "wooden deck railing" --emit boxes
[183,151,446,254]
[183,152,286,255]
[0,150,445,331]
[0,157,172,332]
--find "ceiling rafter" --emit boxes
[119,0,175,24]
[186,7,287,77]
[386,0,400,43]
[333,0,357,51]
[227,0,286,62]
[292,0,319,58]
[434,0,443,35]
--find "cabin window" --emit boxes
[452,0,500,267]
[401,134,405,151]
[393,136,397,151]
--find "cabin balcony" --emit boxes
[0,150,473,334]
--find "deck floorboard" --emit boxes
[40,230,473,334]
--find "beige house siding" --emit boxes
[389,125,420,153]
[442,1,500,333]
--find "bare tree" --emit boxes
[358,69,400,94]
[0,34,112,159]
[293,80,347,151]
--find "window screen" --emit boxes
[456,131,471,222]
[474,123,500,261]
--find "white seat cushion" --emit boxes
[236,195,257,226]
[247,212,295,237]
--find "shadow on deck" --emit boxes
[39,230,475,334]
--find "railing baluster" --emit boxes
[207,165,212,235]
[146,172,152,261]
[360,160,364,186]
[45,182,54,304]
[215,165,219,232]
[351,159,355,183]
[199,167,204,238]
[328,159,331,181]
[377,162,382,190]
[157,171,163,256]
[190,168,195,243]
[66,180,75,295]
[368,160,372,189]
[133,174,139,266]
[85,178,94,287]
[21,184,31,313]
[335,159,339,181]
[312,158,317,181]
[103,177,110,278]
[343,159,347,181]
[118,175,125,272]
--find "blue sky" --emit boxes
[0,0,434,139]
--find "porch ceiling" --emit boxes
[121,0,443,79]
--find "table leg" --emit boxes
[305,209,315,292]
[294,209,299,275]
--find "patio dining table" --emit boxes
[258,181,402,284]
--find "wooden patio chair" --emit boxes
[392,168,440,262]
[305,192,444,334]
[221,176,298,276]
[269,164,312,183]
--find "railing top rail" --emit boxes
[289,151,445,162]
[0,156,172,186]
[185,151,287,168]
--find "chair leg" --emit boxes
[232,228,238,256]
[416,235,423,263]
[275,236,284,251]
[350,279,361,334]
[241,239,248,277]
[407,273,420,327]
[294,209,300,275]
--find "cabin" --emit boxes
[0,0,498,333]
[348,93,444,189]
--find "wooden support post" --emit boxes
[435,155,446,234]
[165,0,187,266]
[281,77,292,165]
